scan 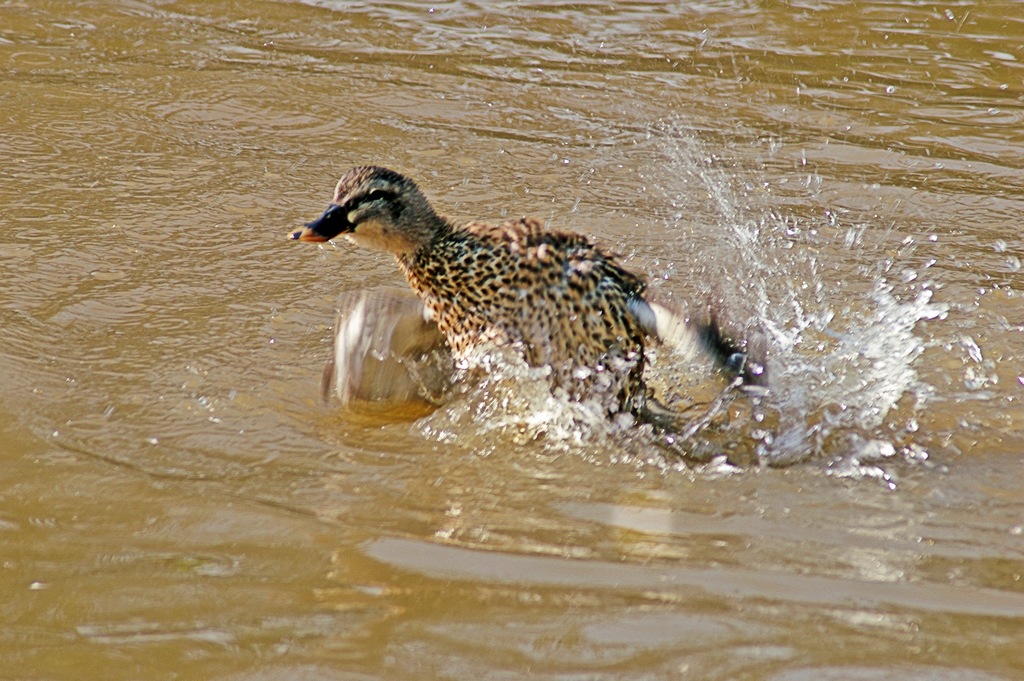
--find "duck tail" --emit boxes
[644,297,768,387]
[694,307,768,387]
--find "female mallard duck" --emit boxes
[290,166,763,416]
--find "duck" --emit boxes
[290,165,764,419]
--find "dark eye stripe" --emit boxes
[348,188,396,211]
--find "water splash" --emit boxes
[409,124,949,474]
[416,345,645,457]
[647,122,949,470]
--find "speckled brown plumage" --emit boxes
[398,216,649,410]
[291,166,686,414]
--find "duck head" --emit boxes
[290,166,444,256]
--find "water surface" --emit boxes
[1,1,1022,678]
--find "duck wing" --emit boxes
[322,287,451,405]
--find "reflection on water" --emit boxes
[1,0,1023,678]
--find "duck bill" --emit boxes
[289,204,351,242]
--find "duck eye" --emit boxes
[366,188,394,202]
[345,188,397,226]
[349,188,394,212]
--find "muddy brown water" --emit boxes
[2,1,1022,679]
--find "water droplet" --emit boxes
[961,335,984,363]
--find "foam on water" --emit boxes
[416,345,646,457]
